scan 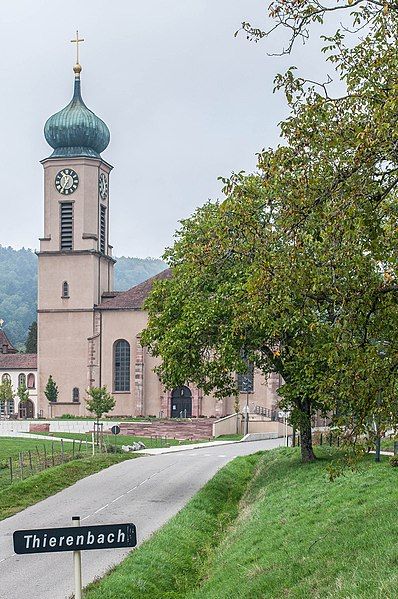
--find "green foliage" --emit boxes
[0,378,14,402]
[114,256,166,291]
[0,246,165,348]
[143,12,398,461]
[86,386,116,421]
[25,321,37,353]
[0,245,37,349]
[16,381,29,404]
[44,375,58,403]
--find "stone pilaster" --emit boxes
[134,335,144,416]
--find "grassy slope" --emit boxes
[0,437,76,461]
[84,448,398,599]
[0,453,135,521]
[84,453,261,599]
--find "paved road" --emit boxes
[0,439,282,599]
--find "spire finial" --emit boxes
[71,30,84,75]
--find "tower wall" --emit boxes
[38,155,114,415]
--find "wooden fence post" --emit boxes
[19,452,24,480]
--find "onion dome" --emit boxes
[44,64,110,159]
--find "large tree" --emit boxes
[143,13,398,462]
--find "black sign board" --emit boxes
[111,425,121,435]
[13,523,136,555]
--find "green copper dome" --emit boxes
[44,67,110,159]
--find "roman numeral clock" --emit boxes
[55,168,79,195]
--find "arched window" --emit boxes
[114,339,130,392]
[62,281,69,298]
[2,373,10,383]
[27,373,35,389]
[72,387,80,402]
[18,373,26,388]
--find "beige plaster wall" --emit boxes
[40,157,112,255]
[99,309,282,419]
[38,253,111,310]
[38,310,94,418]
[100,310,148,416]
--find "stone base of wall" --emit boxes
[29,423,50,433]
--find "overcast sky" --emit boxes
[0,1,338,258]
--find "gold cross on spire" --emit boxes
[71,30,84,65]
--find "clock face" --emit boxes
[99,172,108,200]
[55,169,79,195]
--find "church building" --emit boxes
[31,57,280,420]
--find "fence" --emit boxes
[0,439,91,488]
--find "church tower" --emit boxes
[38,52,114,415]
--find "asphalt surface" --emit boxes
[0,438,283,599]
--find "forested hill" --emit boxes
[0,246,166,349]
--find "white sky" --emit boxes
[0,0,340,258]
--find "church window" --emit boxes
[72,387,80,402]
[62,281,69,298]
[114,339,130,392]
[60,202,73,250]
[18,373,26,388]
[2,373,11,383]
[100,205,106,254]
[27,373,35,389]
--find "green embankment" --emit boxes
[0,454,134,521]
[84,448,398,599]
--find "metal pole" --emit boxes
[244,392,249,436]
[285,415,288,446]
[72,516,82,599]
[92,432,95,456]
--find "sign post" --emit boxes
[111,425,121,453]
[13,520,137,595]
[72,516,82,599]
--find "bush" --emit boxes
[389,456,398,467]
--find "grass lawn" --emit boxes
[84,447,398,599]
[0,436,81,491]
[33,431,211,448]
[0,453,136,521]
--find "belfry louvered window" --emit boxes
[60,202,73,250]
[114,339,130,392]
[100,205,106,254]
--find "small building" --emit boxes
[0,331,38,418]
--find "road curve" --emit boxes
[0,438,283,599]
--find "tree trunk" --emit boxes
[299,398,316,462]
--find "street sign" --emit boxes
[13,522,137,555]
[111,425,121,435]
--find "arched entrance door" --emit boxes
[19,400,34,419]
[171,386,192,418]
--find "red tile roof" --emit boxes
[0,354,37,370]
[96,269,172,311]
[0,330,17,354]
